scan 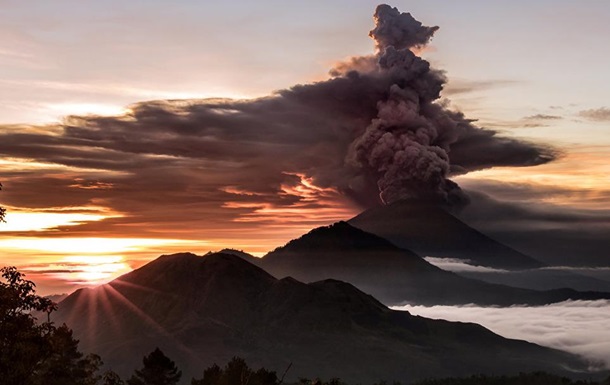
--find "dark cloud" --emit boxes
[448,131,559,174]
[0,4,557,239]
[455,182,610,267]
[524,114,563,120]
[579,107,610,122]
[340,4,554,204]
[369,4,439,51]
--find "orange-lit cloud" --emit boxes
[457,147,610,209]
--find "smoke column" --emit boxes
[347,4,472,204]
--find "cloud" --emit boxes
[394,300,610,370]
[425,256,610,292]
[369,4,439,51]
[424,257,509,273]
[442,79,520,96]
[579,107,610,122]
[453,185,610,267]
[0,4,556,243]
[523,114,563,120]
[541,266,610,272]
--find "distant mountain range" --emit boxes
[55,252,596,384]
[253,222,610,306]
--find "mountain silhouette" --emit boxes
[258,222,610,306]
[349,200,543,270]
[54,252,595,383]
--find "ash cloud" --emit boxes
[0,4,557,237]
[454,184,610,267]
[345,4,555,204]
[369,4,439,51]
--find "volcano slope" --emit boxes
[349,200,543,270]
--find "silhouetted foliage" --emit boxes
[299,378,347,385]
[372,381,402,385]
[192,364,222,385]
[1,268,52,385]
[102,370,125,385]
[191,356,278,385]
[32,324,102,385]
[127,347,182,385]
[0,182,5,222]
[0,266,101,385]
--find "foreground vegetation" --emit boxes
[1,266,609,385]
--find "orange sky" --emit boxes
[1,1,609,295]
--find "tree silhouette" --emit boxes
[127,348,182,385]
[0,266,101,385]
[31,324,102,385]
[102,370,125,385]
[191,363,221,385]
[191,357,278,385]
[1,266,56,385]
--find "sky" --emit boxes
[1,0,609,295]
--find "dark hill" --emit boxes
[259,222,610,306]
[349,200,543,270]
[54,253,593,384]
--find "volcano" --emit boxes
[349,200,544,270]
[54,252,592,383]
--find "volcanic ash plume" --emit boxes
[347,4,468,205]
[369,4,439,51]
[0,3,557,229]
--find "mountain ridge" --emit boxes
[258,221,610,306]
[54,252,596,383]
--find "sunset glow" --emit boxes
[457,148,610,209]
[1,1,609,296]
[0,211,107,232]
[0,237,202,255]
[27,255,131,286]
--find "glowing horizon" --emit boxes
[1,1,609,295]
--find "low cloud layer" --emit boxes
[395,300,610,370]
[425,256,610,292]
[424,257,509,273]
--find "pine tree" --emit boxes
[127,348,182,385]
[31,324,102,385]
[102,370,125,385]
[191,357,278,385]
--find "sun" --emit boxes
[60,255,132,286]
